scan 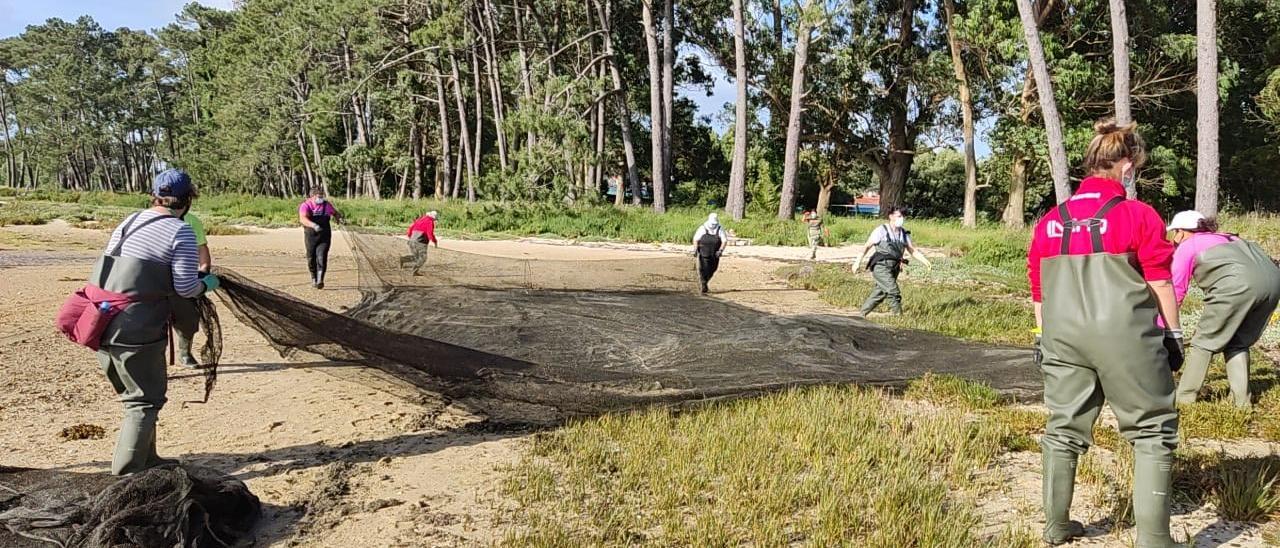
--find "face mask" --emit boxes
[1121,164,1137,194]
[892,217,905,228]
[315,197,325,204]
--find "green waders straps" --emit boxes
[1225,349,1252,408]
[1042,448,1085,545]
[1174,346,1214,405]
[1058,196,1127,255]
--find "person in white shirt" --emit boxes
[850,207,931,315]
[693,213,728,294]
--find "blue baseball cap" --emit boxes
[152,169,194,198]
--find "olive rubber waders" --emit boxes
[807,224,822,260]
[1039,197,1180,547]
[1175,238,1280,407]
[93,213,181,475]
[860,226,907,315]
[172,297,200,367]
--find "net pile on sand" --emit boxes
[212,230,1040,421]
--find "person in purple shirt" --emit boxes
[298,187,343,289]
[1168,210,1280,407]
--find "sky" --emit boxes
[0,0,235,38]
[4,1,988,156]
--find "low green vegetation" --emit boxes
[500,385,1029,546]
[0,189,1018,247]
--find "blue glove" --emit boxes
[202,273,221,293]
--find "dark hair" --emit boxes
[1191,217,1220,233]
[1084,118,1147,173]
[309,186,326,197]
[886,207,906,217]
[151,189,197,211]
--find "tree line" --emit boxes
[2,0,1279,225]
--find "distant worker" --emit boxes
[803,209,827,260]
[693,212,728,294]
[1167,210,1280,408]
[171,187,213,368]
[96,169,219,475]
[298,187,342,289]
[850,207,931,316]
[1027,120,1181,547]
[402,210,439,276]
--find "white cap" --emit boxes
[708,212,718,222]
[1166,210,1204,231]
[427,210,438,218]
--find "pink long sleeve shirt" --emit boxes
[1171,232,1234,304]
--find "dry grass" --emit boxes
[500,386,1019,546]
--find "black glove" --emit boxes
[1164,330,1185,372]
[1033,333,1043,368]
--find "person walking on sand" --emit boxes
[1028,119,1182,547]
[171,179,213,369]
[693,213,728,294]
[402,210,439,276]
[803,209,827,260]
[1167,210,1280,408]
[299,187,342,289]
[95,170,220,475]
[850,207,931,316]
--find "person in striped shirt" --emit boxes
[96,169,219,475]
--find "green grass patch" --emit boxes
[1179,400,1252,440]
[2,189,1022,250]
[784,263,1034,345]
[983,406,1047,453]
[501,385,1021,546]
[905,373,1001,410]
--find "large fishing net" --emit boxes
[211,229,1041,421]
[0,464,259,547]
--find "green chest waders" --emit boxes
[807,222,823,259]
[1176,238,1280,406]
[93,213,180,475]
[860,226,908,315]
[1038,197,1180,547]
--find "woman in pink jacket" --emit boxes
[1168,210,1280,407]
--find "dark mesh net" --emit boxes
[0,464,259,547]
[190,296,223,403]
[212,230,1041,421]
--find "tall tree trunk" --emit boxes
[944,0,979,227]
[411,119,423,200]
[1015,0,1072,203]
[593,66,608,197]
[594,0,641,206]
[449,54,476,201]
[817,174,836,217]
[481,0,510,170]
[310,131,325,189]
[641,0,667,212]
[0,87,16,186]
[777,3,813,220]
[726,0,749,220]
[661,0,675,196]
[1109,0,1132,126]
[1004,157,1028,228]
[1109,0,1134,198]
[1195,0,1219,217]
[515,2,536,152]
[471,44,483,191]
[433,68,453,200]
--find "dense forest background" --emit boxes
[1,0,1278,225]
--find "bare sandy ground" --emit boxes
[0,221,1272,547]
